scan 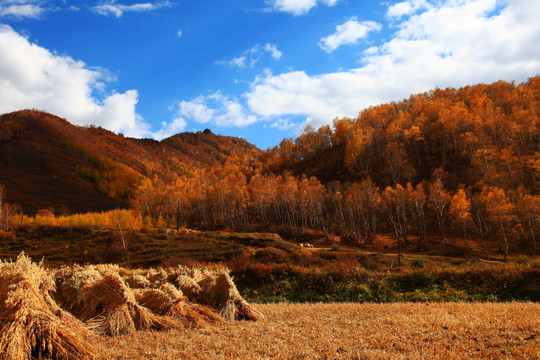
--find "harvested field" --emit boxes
[94,302,540,360]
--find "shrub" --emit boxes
[514,255,531,265]
[412,256,425,268]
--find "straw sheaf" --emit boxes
[0,254,96,360]
[174,274,202,301]
[72,270,180,336]
[134,284,222,328]
[198,269,265,322]
[124,274,152,289]
[53,265,103,312]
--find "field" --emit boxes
[94,302,540,360]
[1,228,539,359]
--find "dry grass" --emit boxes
[94,302,540,360]
[0,254,96,360]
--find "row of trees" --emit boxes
[130,168,539,260]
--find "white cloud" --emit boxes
[152,117,187,140]
[216,43,282,69]
[0,0,46,18]
[0,25,150,137]
[386,0,427,19]
[319,18,382,53]
[245,0,540,128]
[264,43,282,59]
[176,29,182,37]
[216,56,247,69]
[175,92,257,128]
[92,1,171,17]
[270,118,297,131]
[266,0,338,16]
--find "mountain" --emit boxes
[0,110,261,214]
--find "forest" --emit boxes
[0,77,539,263]
[127,77,540,261]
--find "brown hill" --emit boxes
[0,110,260,214]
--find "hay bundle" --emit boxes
[174,274,202,300]
[169,266,214,301]
[134,284,222,327]
[55,267,179,336]
[198,269,264,321]
[145,268,169,286]
[124,273,152,289]
[0,253,95,360]
[53,265,102,312]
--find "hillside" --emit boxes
[0,110,260,214]
[263,77,540,193]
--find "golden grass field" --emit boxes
[94,302,540,360]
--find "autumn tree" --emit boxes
[381,184,410,265]
[449,188,472,247]
[408,183,427,251]
[383,141,409,185]
[344,128,374,177]
[480,186,519,262]
[428,179,451,247]
[345,178,381,245]
[513,191,539,251]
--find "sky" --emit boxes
[0,0,539,150]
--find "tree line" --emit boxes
[130,166,539,261]
[130,77,540,260]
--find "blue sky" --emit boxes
[0,0,539,149]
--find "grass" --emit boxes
[2,226,539,303]
[234,260,540,303]
[93,302,540,359]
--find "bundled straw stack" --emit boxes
[133,284,223,328]
[171,267,265,321]
[53,265,179,336]
[0,253,96,360]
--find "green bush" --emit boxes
[412,256,425,268]
[514,255,531,265]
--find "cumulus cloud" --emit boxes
[0,0,47,18]
[92,0,171,17]
[319,18,382,53]
[386,0,428,19]
[0,25,150,137]
[266,0,338,16]
[246,0,540,128]
[174,93,257,128]
[216,43,282,69]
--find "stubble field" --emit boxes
[95,302,540,360]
